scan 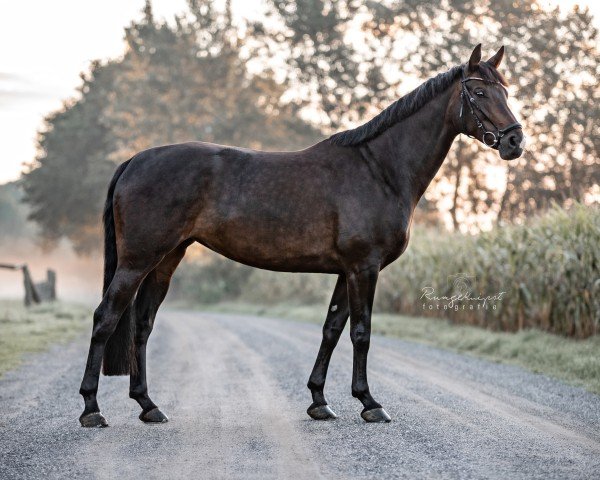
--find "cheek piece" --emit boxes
[458,69,522,149]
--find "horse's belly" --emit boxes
[195,216,341,273]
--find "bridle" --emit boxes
[459,68,522,149]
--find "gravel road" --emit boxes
[1,310,599,479]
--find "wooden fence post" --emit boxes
[22,265,41,306]
[46,269,57,301]
[0,263,52,306]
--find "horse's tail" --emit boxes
[101,159,137,376]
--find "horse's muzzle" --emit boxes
[499,128,525,160]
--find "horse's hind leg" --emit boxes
[306,274,349,420]
[79,265,149,427]
[130,243,188,423]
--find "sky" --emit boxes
[0,0,598,184]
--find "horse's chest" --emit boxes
[380,223,409,257]
[337,209,409,263]
[373,207,411,260]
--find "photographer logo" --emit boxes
[421,273,506,311]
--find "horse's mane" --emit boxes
[328,62,507,147]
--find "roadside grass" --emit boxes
[192,301,600,395]
[0,300,91,377]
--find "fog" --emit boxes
[0,240,102,304]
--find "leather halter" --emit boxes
[459,69,522,148]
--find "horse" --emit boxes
[79,44,524,427]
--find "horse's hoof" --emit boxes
[361,407,391,423]
[79,412,108,428]
[307,404,337,420]
[139,407,168,423]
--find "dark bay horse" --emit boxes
[79,44,524,427]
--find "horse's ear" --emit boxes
[468,44,482,70]
[487,46,505,69]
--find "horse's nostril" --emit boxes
[507,134,520,148]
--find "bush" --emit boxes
[169,251,253,304]
[240,270,335,305]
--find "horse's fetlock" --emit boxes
[129,389,146,400]
[79,386,96,398]
[352,386,370,399]
[351,389,364,399]
[307,379,324,392]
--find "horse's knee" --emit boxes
[350,326,370,350]
[322,325,343,346]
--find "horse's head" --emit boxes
[453,44,525,160]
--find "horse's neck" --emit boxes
[365,86,458,204]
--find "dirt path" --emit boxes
[1,310,598,479]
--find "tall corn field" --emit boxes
[169,203,599,338]
[377,203,599,337]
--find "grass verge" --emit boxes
[191,301,600,395]
[0,300,91,377]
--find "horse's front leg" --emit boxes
[306,274,349,420]
[346,265,391,422]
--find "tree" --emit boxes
[0,182,34,242]
[495,4,599,221]
[22,0,321,252]
[108,1,320,161]
[371,0,599,228]
[260,0,395,132]
[23,62,118,252]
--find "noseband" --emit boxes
[459,70,522,148]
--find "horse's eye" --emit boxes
[475,90,485,97]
